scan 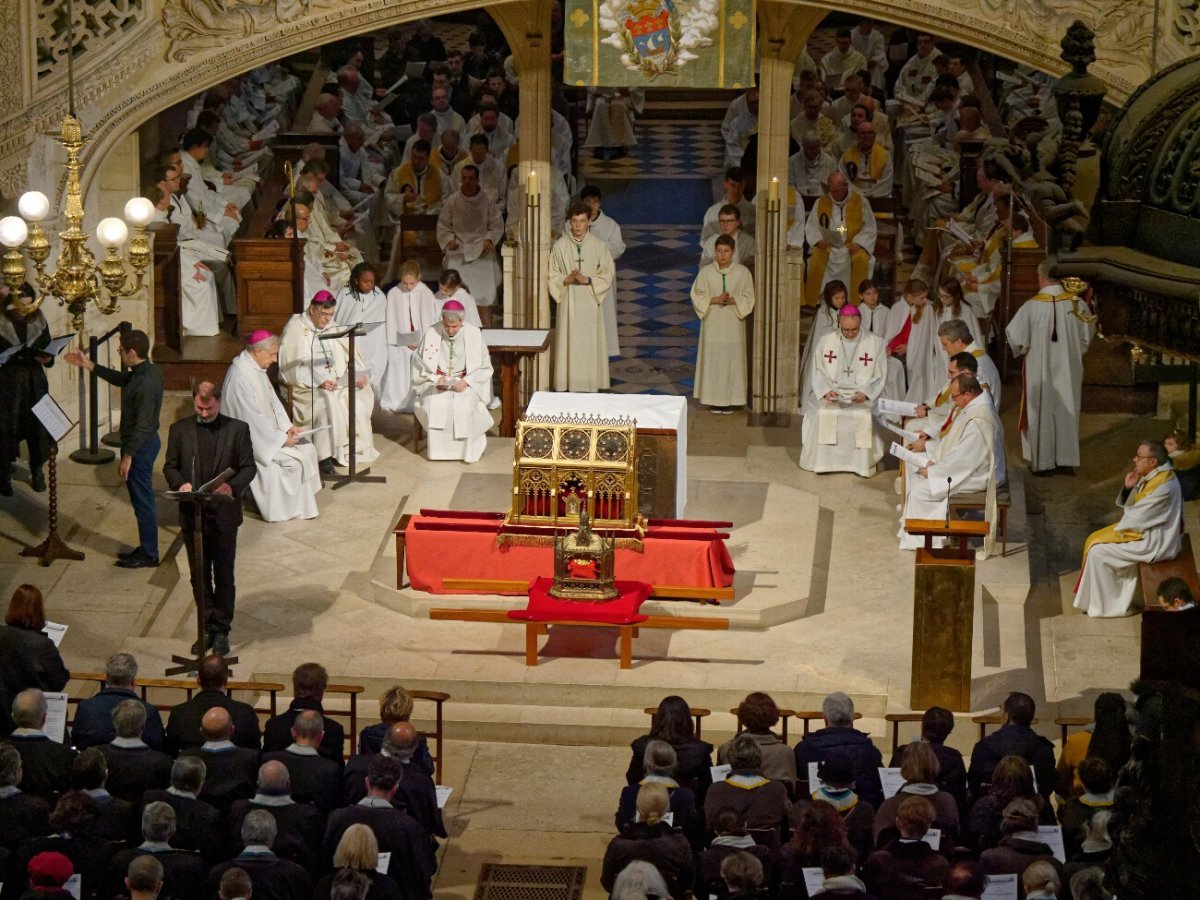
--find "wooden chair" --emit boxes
[947,482,1013,557]
[731,706,796,743]
[643,707,711,740]
[1138,533,1200,609]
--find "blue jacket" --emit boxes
[71,686,165,750]
[794,726,885,807]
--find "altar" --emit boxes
[526,392,687,517]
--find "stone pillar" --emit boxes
[492,0,555,396]
[751,3,823,425]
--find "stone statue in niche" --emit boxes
[161,0,327,61]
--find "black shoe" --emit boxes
[30,470,46,492]
[319,457,336,475]
[117,546,143,560]
[190,634,213,655]
[116,549,159,568]
[211,634,230,657]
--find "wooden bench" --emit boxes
[947,482,1012,557]
[644,707,712,740]
[1138,533,1200,609]
[428,607,728,669]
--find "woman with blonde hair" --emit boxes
[602,783,694,899]
[357,683,435,775]
[314,823,405,900]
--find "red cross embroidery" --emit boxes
[824,350,837,364]
[859,352,874,366]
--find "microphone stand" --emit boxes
[944,476,953,529]
[321,323,385,490]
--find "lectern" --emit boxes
[318,322,384,490]
[904,518,989,712]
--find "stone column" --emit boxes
[492,0,555,395]
[751,2,823,425]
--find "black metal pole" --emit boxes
[71,333,116,464]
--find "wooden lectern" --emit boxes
[904,518,989,712]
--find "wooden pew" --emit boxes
[150,223,182,355]
[232,237,304,336]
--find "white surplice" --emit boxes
[221,350,321,522]
[278,312,380,466]
[333,284,388,395]
[548,231,615,392]
[437,189,504,306]
[1006,284,1094,470]
[411,322,494,462]
[800,330,887,476]
[884,301,941,404]
[435,288,482,327]
[380,281,440,413]
[588,210,625,356]
[691,261,755,407]
[1074,466,1184,617]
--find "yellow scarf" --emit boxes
[842,143,888,183]
[815,192,865,240]
[1081,469,1176,558]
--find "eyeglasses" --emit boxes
[1134,454,1157,461]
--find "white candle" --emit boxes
[768,176,779,203]
[528,169,539,201]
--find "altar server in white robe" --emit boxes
[1074,441,1183,617]
[278,290,380,470]
[799,280,851,417]
[333,262,389,396]
[221,331,321,521]
[549,202,616,392]
[898,374,1006,556]
[883,279,941,404]
[692,235,755,412]
[411,301,494,463]
[380,260,440,413]
[1006,272,1095,474]
[437,165,504,314]
[857,279,889,340]
[436,270,482,327]
[800,306,887,476]
[581,185,625,357]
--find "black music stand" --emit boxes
[319,322,386,490]
[162,467,238,675]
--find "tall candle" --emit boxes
[528,169,539,201]
[768,176,779,203]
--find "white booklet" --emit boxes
[33,394,74,442]
[890,441,932,469]
[42,621,68,648]
[876,397,919,418]
[44,691,69,743]
[878,418,920,443]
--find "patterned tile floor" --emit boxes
[579,120,727,180]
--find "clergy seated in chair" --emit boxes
[804,173,876,307]
[221,330,322,522]
[906,351,979,447]
[800,305,886,477]
[897,373,1006,555]
[278,290,380,475]
[692,235,755,414]
[411,301,494,463]
[437,164,504,311]
[1074,440,1184,618]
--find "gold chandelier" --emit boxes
[0,0,154,335]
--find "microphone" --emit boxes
[944,476,952,529]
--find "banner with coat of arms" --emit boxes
[564,0,756,89]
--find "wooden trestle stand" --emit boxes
[904,518,989,712]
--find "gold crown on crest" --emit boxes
[627,0,663,21]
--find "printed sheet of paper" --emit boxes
[42,621,67,648]
[879,767,905,799]
[32,394,74,442]
[890,441,932,470]
[807,762,828,793]
[44,691,68,744]
[981,873,1018,900]
[1037,825,1066,863]
[878,418,921,443]
[876,397,919,418]
[375,851,391,875]
[801,868,825,896]
[435,785,453,809]
[709,763,732,783]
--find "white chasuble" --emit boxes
[411,322,494,463]
[548,231,615,392]
[799,330,886,476]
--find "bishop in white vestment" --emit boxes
[1074,445,1183,618]
[691,237,755,410]
[411,302,494,463]
[549,203,616,392]
[221,334,321,522]
[278,292,380,468]
[800,306,887,476]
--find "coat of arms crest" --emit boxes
[599,0,718,79]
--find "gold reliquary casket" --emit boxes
[550,509,620,600]
[511,415,640,531]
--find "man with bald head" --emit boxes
[839,120,893,198]
[803,172,877,306]
[7,687,76,800]
[262,710,340,813]
[180,707,260,812]
[165,656,261,755]
[341,721,446,841]
[228,762,323,873]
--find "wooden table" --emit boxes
[481,328,552,437]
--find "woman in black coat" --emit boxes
[625,696,714,802]
[0,586,70,729]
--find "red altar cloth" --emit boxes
[509,577,652,624]
[404,510,735,594]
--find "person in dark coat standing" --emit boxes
[0,586,70,728]
[163,380,256,657]
[0,285,53,496]
[163,656,261,755]
[65,328,164,568]
[795,692,884,808]
[70,652,165,751]
[262,663,346,763]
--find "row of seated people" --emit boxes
[0,655,443,900]
[600,691,1129,899]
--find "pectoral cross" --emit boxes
[824,350,837,364]
[859,352,874,367]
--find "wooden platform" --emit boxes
[429,607,729,669]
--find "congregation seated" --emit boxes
[261,710,341,814]
[697,809,774,899]
[141,756,226,864]
[615,740,701,849]
[314,827,406,900]
[717,692,798,789]
[601,783,694,899]
[700,205,756,269]
[808,756,875,862]
[967,692,1055,805]
[179,708,259,813]
[1056,758,1114,861]
[811,845,878,898]
[704,735,790,843]
[342,722,444,840]
[72,747,137,843]
[263,663,346,763]
[8,689,76,802]
[356,684,436,774]
[873,741,960,851]
[886,706,967,808]
[206,809,314,900]
[778,801,853,898]
[0,742,51,865]
[71,653,164,752]
[716,850,769,900]
[625,696,714,802]
[0,586,70,724]
[11,791,110,897]
[227,760,322,873]
[96,700,174,803]
[980,800,1063,889]
[794,692,884,808]
[965,756,1052,853]
[107,801,207,900]
[1054,692,1130,804]
[702,167,757,242]
[862,796,949,899]
[164,656,261,756]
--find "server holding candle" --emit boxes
[691,234,756,414]
[548,201,615,392]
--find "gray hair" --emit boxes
[611,860,671,900]
[241,809,278,847]
[292,709,324,741]
[822,691,855,727]
[12,688,46,729]
[1069,867,1111,900]
[112,699,147,739]
[142,801,177,842]
[257,760,291,793]
[170,755,206,793]
[249,333,280,352]
[727,732,763,771]
[441,308,465,323]
[106,652,138,687]
[0,743,21,786]
[642,739,677,776]
[1140,440,1169,466]
[936,318,973,344]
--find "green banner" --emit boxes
[564,0,756,89]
